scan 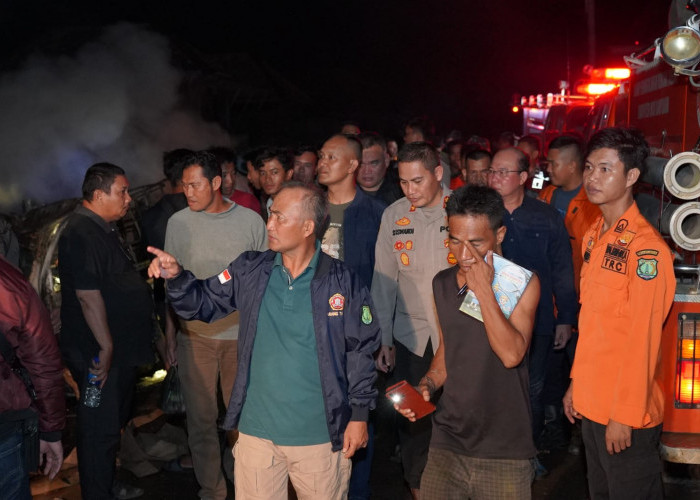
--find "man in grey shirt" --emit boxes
[164,151,266,500]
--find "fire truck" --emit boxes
[516,7,700,468]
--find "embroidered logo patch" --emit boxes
[395,217,411,226]
[447,252,457,265]
[362,305,373,325]
[616,230,636,247]
[443,196,450,208]
[394,241,404,251]
[329,293,345,311]
[217,269,232,284]
[636,249,660,280]
[614,219,628,233]
[409,205,416,212]
[444,238,449,248]
[400,252,410,266]
[405,241,414,250]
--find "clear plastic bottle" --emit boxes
[83,356,102,408]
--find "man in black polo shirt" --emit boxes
[59,163,153,500]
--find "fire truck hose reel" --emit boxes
[664,151,700,199]
[668,201,700,251]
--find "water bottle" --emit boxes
[83,356,102,408]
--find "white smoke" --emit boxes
[0,23,230,210]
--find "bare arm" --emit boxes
[75,289,113,384]
[395,302,446,422]
[465,245,539,368]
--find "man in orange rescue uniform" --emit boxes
[563,128,676,499]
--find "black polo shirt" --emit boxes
[58,206,153,367]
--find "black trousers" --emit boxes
[65,355,137,500]
[394,339,434,490]
[581,417,663,500]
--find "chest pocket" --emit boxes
[582,265,629,317]
[519,228,549,261]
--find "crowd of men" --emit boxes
[0,118,676,500]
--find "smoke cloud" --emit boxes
[0,23,230,210]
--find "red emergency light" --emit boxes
[576,83,617,95]
[511,105,520,113]
[589,67,631,81]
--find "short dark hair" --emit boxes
[181,151,222,182]
[586,127,649,175]
[464,148,492,164]
[294,144,318,157]
[446,139,465,154]
[207,146,237,166]
[358,132,387,153]
[466,135,491,151]
[243,147,264,167]
[518,135,540,153]
[446,185,505,231]
[255,147,294,172]
[397,142,440,172]
[163,149,194,185]
[548,134,584,170]
[279,181,329,240]
[82,163,126,201]
[404,116,435,142]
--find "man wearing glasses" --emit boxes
[488,148,577,477]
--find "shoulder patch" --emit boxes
[362,305,373,325]
[614,219,628,233]
[636,254,659,281]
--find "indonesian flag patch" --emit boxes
[217,269,232,284]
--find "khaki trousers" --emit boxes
[233,433,352,500]
[178,332,238,500]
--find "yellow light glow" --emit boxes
[577,83,617,95]
[681,339,699,359]
[604,68,631,80]
[676,361,700,404]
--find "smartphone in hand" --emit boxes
[385,380,436,420]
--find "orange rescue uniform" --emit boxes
[538,184,600,295]
[571,202,675,429]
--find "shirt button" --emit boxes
[289,286,293,290]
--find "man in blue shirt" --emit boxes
[147,182,380,500]
[489,148,577,475]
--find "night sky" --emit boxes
[0,1,675,141]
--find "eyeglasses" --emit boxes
[487,169,521,178]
